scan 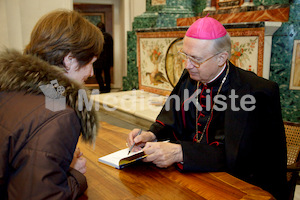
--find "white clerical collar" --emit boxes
[205,62,226,85]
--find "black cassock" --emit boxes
[149,61,287,200]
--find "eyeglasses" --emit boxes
[178,49,221,68]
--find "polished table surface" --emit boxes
[77,122,274,200]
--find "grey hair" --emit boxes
[211,33,231,59]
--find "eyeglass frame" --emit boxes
[178,49,222,68]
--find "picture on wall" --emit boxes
[139,37,174,92]
[137,31,186,96]
[227,28,264,77]
[81,13,105,26]
[137,28,264,96]
[290,40,300,90]
[230,36,259,73]
[164,35,260,88]
[165,38,184,87]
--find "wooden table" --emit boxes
[77,122,274,200]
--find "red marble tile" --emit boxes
[177,7,289,26]
[177,17,200,27]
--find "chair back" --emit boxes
[285,121,300,168]
[284,121,300,200]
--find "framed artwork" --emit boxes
[227,28,265,77]
[81,12,105,26]
[165,38,184,87]
[137,28,264,96]
[137,31,186,96]
[290,40,300,90]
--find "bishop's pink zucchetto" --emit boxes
[185,16,227,40]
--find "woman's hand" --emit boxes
[70,147,87,174]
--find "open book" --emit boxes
[98,148,147,169]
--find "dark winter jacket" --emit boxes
[0,50,99,199]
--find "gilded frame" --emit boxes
[290,40,300,90]
[137,31,186,96]
[227,27,265,77]
[81,12,105,26]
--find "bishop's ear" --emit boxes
[217,51,229,66]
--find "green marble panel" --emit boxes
[253,0,288,6]
[133,12,159,29]
[193,0,207,14]
[289,3,300,22]
[270,22,300,122]
[155,0,195,27]
[123,31,139,91]
[167,0,192,7]
[146,0,165,12]
[291,0,300,4]
[156,12,194,27]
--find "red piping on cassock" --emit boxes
[156,120,165,126]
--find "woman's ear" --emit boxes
[218,51,229,67]
[63,53,75,71]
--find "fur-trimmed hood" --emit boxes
[0,49,98,143]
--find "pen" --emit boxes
[128,129,142,155]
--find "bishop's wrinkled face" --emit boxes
[63,54,97,84]
[182,36,225,83]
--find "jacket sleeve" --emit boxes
[68,168,88,199]
[7,109,86,200]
